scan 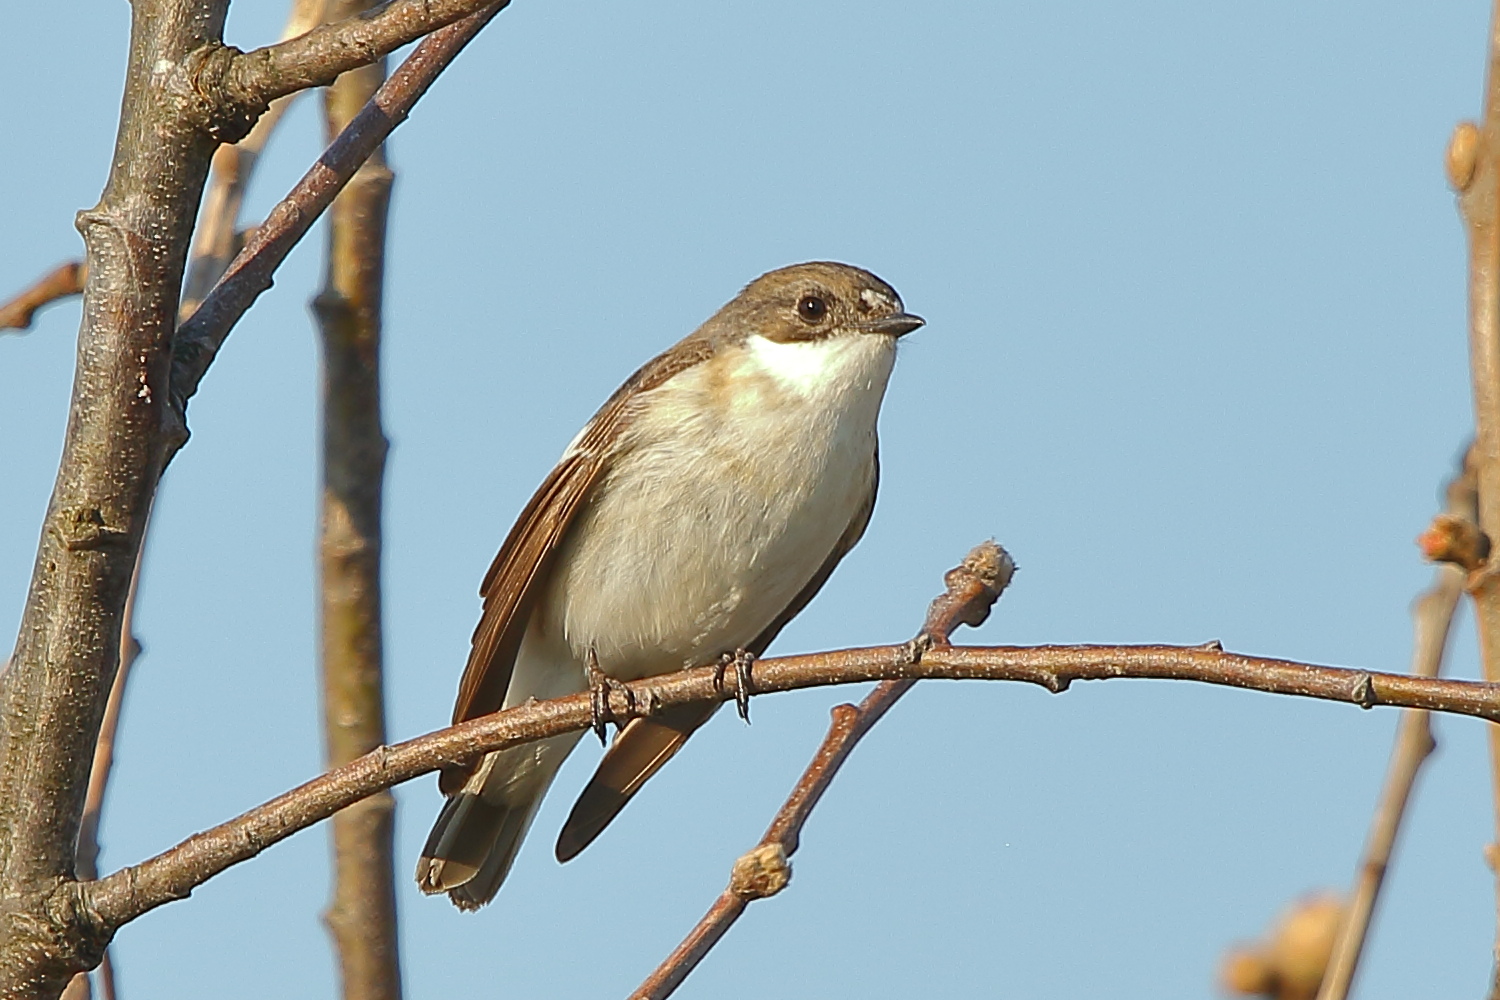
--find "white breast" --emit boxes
[546,331,897,680]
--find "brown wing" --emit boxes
[439,339,714,794]
[553,448,880,860]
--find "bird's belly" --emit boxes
[545,398,876,681]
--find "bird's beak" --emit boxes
[860,312,925,337]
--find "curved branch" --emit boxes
[82,639,1500,933]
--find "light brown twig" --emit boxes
[313,7,400,997]
[629,542,1016,1000]
[1454,1,1500,987]
[0,261,86,332]
[1315,455,1478,1000]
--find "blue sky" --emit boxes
[1,1,1493,996]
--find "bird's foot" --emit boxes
[586,645,633,746]
[714,648,756,723]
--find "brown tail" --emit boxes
[555,702,718,863]
[417,732,579,909]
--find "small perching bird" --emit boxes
[416,261,924,909]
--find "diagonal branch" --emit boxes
[168,1,508,454]
[80,635,1500,935]
[180,0,330,319]
[629,542,1017,1000]
[1315,452,1478,1000]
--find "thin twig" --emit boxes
[629,542,1017,1000]
[1315,454,1478,1000]
[169,2,509,453]
[80,637,1500,934]
[1454,1,1500,988]
[314,7,400,997]
[0,261,86,332]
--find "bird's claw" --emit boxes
[715,649,756,723]
[586,645,632,745]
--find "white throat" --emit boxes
[741,332,896,399]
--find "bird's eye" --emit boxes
[797,295,829,323]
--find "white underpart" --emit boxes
[533,329,899,684]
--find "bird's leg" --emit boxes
[585,644,633,745]
[714,648,756,723]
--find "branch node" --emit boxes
[174,43,266,145]
[1195,639,1225,652]
[901,633,934,666]
[1043,673,1071,695]
[55,507,130,552]
[1350,673,1377,710]
[729,843,791,900]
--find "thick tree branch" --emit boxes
[1454,0,1500,987]
[0,261,86,332]
[80,638,1500,935]
[169,2,507,452]
[1315,454,1477,1000]
[0,3,230,995]
[630,542,1017,1000]
[313,9,400,997]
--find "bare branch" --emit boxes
[630,542,1017,1000]
[1315,454,1477,1000]
[1453,0,1500,985]
[79,635,1500,936]
[0,2,231,993]
[314,6,400,995]
[0,261,86,332]
[169,2,508,452]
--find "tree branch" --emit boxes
[169,1,508,453]
[1453,0,1500,987]
[0,2,231,994]
[1315,452,1477,1000]
[629,542,1017,1000]
[0,261,86,332]
[80,634,1500,935]
[313,7,400,996]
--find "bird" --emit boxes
[415,261,923,909]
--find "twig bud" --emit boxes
[729,843,791,900]
[1448,121,1481,191]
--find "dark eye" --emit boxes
[797,295,828,323]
